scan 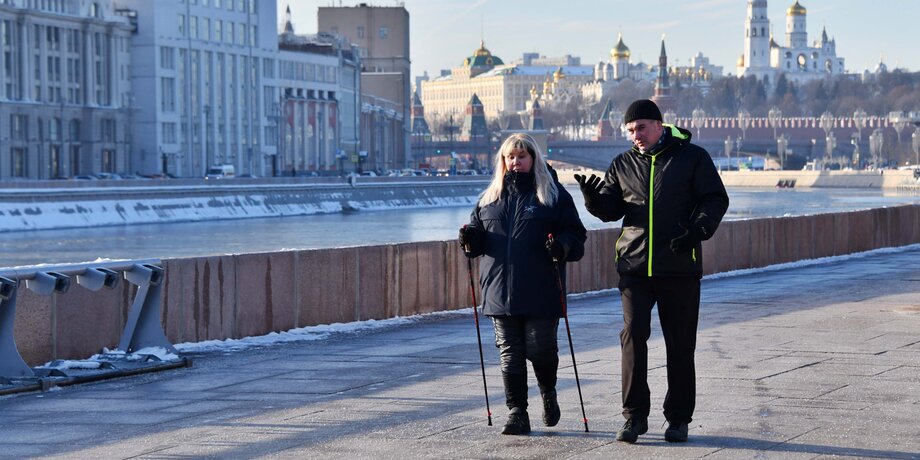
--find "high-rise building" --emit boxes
[0,0,134,180]
[119,0,279,177]
[318,3,410,170]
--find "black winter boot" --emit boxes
[615,417,648,443]
[541,390,560,427]
[501,407,531,435]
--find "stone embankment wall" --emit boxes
[0,179,488,232]
[13,204,920,365]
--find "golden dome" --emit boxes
[787,1,806,16]
[737,54,745,67]
[553,67,565,81]
[611,33,630,59]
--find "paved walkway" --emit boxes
[2,247,919,459]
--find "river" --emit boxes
[1,186,918,267]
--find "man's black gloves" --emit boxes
[670,224,706,254]
[546,235,566,261]
[574,174,603,207]
[459,225,480,254]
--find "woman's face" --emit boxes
[504,147,533,173]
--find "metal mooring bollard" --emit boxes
[0,259,188,394]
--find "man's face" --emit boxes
[625,119,664,152]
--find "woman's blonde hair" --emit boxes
[478,133,558,207]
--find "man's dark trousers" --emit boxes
[618,275,700,423]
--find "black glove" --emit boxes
[574,174,603,207]
[546,235,566,261]
[669,224,706,254]
[459,225,480,251]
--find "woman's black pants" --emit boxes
[618,275,700,424]
[491,316,560,410]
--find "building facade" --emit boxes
[119,0,280,178]
[318,4,410,171]
[278,8,361,176]
[0,0,134,180]
[420,42,595,121]
[737,0,846,85]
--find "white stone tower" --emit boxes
[785,1,807,49]
[744,0,771,70]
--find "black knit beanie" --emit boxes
[623,99,662,124]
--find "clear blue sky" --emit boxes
[281,1,918,79]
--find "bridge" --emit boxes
[412,114,907,171]
[412,138,813,171]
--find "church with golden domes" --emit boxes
[737,0,846,84]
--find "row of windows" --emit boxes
[279,60,338,83]
[329,25,389,40]
[178,15,257,47]
[180,0,255,14]
[8,114,115,142]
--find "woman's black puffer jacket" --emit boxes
[465,170,587,318]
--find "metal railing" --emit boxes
[0,259,186,391]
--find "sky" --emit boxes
[280,0,918,79]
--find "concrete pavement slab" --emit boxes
[0,246,918,459]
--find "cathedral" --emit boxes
[737,0,846,85]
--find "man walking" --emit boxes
[576,99,728,443]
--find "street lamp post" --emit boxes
[724,136,733,170]
[852,108,867,167]
[737,109,751,142]
[776,134,788,171]
[889,111,908,166]
[819,111,835,170]
[691,107,705,141]
[608,108,622,141]
[767,106,782,169]
[869,129,884,168]
[663,109,677,126]
[912,128,920,168]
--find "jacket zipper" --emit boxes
[505,192,520,307]
[647,153,658,277]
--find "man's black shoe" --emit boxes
[615,417,648,443]
[541,391,560,427]
[664,421,689,442]
[501,408,531,435]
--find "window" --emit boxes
[161,77,176,112]
[101,150,114,173]
[357,26,365,38]
[250,25,257,46]
[190,16,198,39]
[70,146,80,174]
[379,26,388,39]
[101,118,115,142]
[11,114,27,140]
[203,18,210,41]
[214,20,222,42]
[11,148,26,177]
[69,119,80,141]
[160,46,174,69]
[178,14,185,36]
[162,122,177,143]
[262,58,274,78]
[236,22,245,45]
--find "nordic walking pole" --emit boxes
[548,234,589,433]
[463,226,492,426]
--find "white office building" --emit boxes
[118,0,279,177]
[0,0,134,180]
